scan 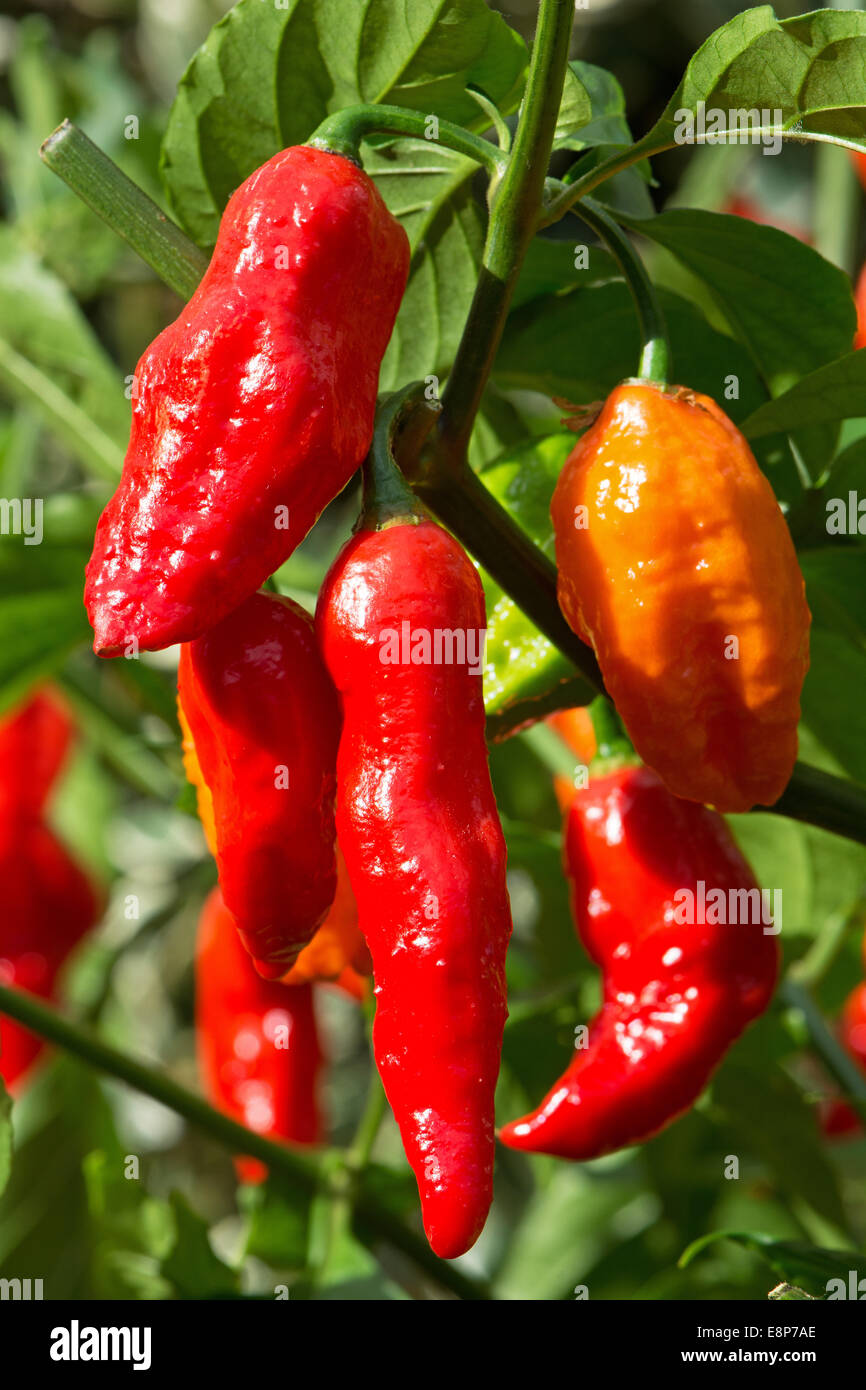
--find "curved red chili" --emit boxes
[178,590,340,980]
[86,145,409,656]
[500,763,779,1159]
[195,888,323,1183]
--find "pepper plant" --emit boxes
[2,0,866,1302]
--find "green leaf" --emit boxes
[495,282,768,426]
[365,141,485,387]
[626,210,856,396]
[712,1062,847,1233]
[160,0,527,247]
[0,226,128,458]
[161,1192,240,1299]
[681,1230,866,1298]
[741,352,866,440]
[555,62,633,153]
[511,238,617,313]
[800,628,866,785]
[0,1078,11,1198]
[631,7,866,165]
[242,1182,309,1268]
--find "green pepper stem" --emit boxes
[574,198,670,384]
[40,120,208,298]
[309,104,506,178]
[587,695,634,762]
[361,385,437,530]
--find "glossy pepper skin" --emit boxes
[195,888,322,1183]
[178,591,340,980]
[317,507,513,1260]
[499,764,779,1160]
[86,146,409,657]
[551,381,810,813]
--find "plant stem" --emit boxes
[435,0,575,469]
[40,120,208,299]
[781,979,866,1126]
[0,984,488,1300]
[309,104,505,177]
[574,198,670,382]
[768,762,866,847]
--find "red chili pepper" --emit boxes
[178,591,341,980]
[195,887,323,1183]
[86,145,409,657]
[0,688,72,821]
[499,759,779,1160]
[316,412,513,1259]
[0,820,99,1088]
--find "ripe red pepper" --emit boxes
[195,888,323,1183]
[178,590,341,980]
[500,758,779,1160]
[86,145,409,657]
[316,420,513,1260]
[0,688,72,821]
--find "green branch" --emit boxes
[40,120,208,299]
[434,0,575,468]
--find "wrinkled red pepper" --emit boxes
[500,760,779,1160]
[178,590,341,980]
[195,887,323,1183]
[86,145,409,656]
[316,427,513,1260]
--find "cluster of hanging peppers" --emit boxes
[0,690,100,1089]
[72,118,835,1263]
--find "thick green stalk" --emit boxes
[435,0,575,468]
[40,120,207,299]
